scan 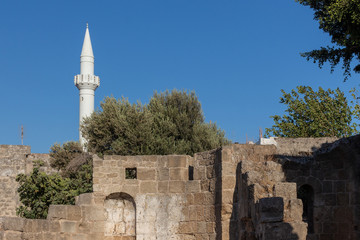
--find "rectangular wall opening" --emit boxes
[125,168,137,179]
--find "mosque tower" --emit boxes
[74,23,100,146]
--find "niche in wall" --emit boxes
[104,192,136,238]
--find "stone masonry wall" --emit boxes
[4,136,359,239]
[0,145,53,217]
[0,145,30,217]
[279,136,360,240]
[0,144,308,240]
[221,144,307,240]
[92,153,220,239]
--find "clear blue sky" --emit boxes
[0,0,358,153]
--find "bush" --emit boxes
[16,143,92,219]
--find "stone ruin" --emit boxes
[0,135,359,239]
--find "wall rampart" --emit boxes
[279,136,360,240]
[0,145,53,217]
[3,136,359,239]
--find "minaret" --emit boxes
[74,23,100,146]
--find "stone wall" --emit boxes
[274,137,338,156]
[92,152,219,239]
[0,144,309,239]
[0,145,53,217]
[277,136,360,240]
[3,136,359,239]
[221,144,307,240]
[0,145,30,217]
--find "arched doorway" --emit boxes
[297,184,314,233]
[104,192,136,238]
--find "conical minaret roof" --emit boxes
[81,23,94,57]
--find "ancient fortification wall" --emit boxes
[0,136,359,239]
[278,136,360,240]
[0,145,53,217]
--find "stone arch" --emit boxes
[297,184,314,233]
[104,192,136,238]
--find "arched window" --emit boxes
[297,184,314,233]
[104,192,136,238]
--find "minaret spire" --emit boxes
[74,23,100,147]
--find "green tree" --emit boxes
[81,90,230,156]
[265,86,360,137]
[296,0,360,80]
[16,142,93,219]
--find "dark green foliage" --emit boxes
[265,86,359,137]
[50,141,83,171]
[296,0,360,80]
[81,90,230,156]
[16,142,92,219]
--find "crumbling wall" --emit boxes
[7,139,355,239]
[0,145,54,217]
[275,137,337,156]
[0,145,31,217]
[221,144,307,240]
[279,136,360,240]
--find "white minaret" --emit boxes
[74,23,100,146]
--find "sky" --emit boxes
[0,0,359,153]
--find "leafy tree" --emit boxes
[81,90,230,156]
[50,141,83,171]
[296,0,360,80]
[265,86,360,137]
[16,142,92,219]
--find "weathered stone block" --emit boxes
[120,185,139,196]
[222,190,233,205]
[158,181,168,193]
[323,194,337,206]
[189,206,197,221]
[168,156,187,168]
[194,166,206,180]
[140,181,157,193]
[60,220,78,233]
[81,206,106,221]
[66,206,81,221]
[3,231,22,240]
[48,220,61,232]
[273,182,297,200]
[170,168,187,181]
[222,176,236,190]
[47,205,67,220]
[75,193,94,206]
[258,221,307,240]
[137,168,156,180]
[222,163,236,176]
[259,197,284,223]
[193,193,205,205]
[186,180,200,193]
[79,221,105,234]
[205,166,214,180]
[322,181,333,193]
[157,168,169,181]
[3,217,24,231]
[178,221,194,234]
[196,222,206,233]
[284,199,303,222]
[337,193,349,205]
[204,206,215,222]
[169,181,185,193]
[70,233,89,240]
[196,206,204,221]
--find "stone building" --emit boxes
[0,135,359,239]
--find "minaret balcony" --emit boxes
[74,74,100,90]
